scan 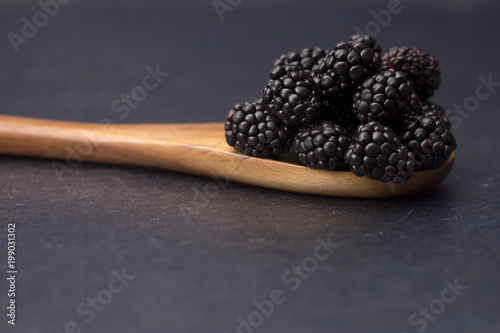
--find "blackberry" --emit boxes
[293,121,351,170]
[225,101,293,157]
[421,101,451,129]
[352,70,421,125]
[345,121,416,183]
[399,114,456,171]
[262,67,325,127]
[312,40,380,102]
[273,47,329,72]
[381,46,441,100]
[349,34,382,56]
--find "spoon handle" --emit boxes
[0,114,224,173]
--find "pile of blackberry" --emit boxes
[224,34,456,184]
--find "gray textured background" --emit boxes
[1,0,500,332]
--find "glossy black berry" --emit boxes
[225,102,293,157]
[345,121,416,183]
[399,114,456,171]
[381,46,441,100]
[421,101,451,129]
[312,40,380,102]
[293,121,351,170]
[262,67,326,127]
[352,70,421,125]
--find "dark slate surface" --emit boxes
[1,1,499,332]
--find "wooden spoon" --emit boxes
[0,114,454,198]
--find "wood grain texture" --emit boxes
[0,114,455,198]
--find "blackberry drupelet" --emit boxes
[398,114,456,171]
[225,101,293,158]
[381,46,441,100]
[273,47,329,72]
[312,40,380,102]
[293,121,351,170]
[352,70,421,125]
[262,67,325,127]
[345,121,416,183]
[349,34,382,56]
